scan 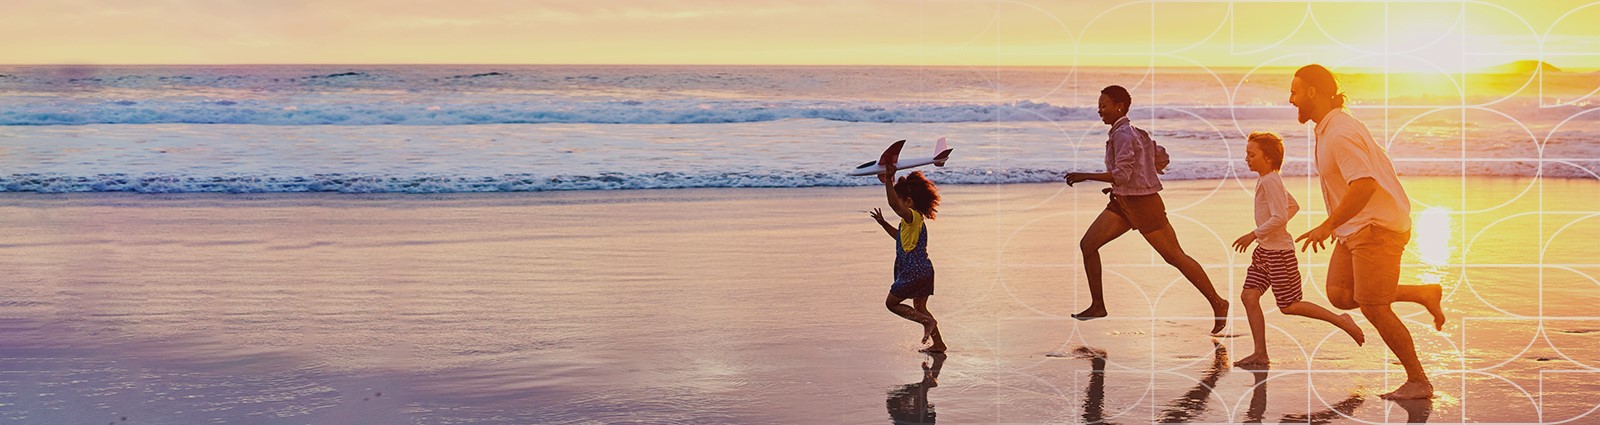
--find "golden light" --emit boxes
[1414,207,1455,285]
[0,1,1592,67]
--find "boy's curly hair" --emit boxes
[894,171,941,219]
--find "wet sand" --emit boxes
[1,177,1597,423]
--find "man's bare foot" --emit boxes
[1337,313,1366,346]
[1072,305,1107,320]
[922,321,938,344]
[919,343,947,353]
[1380,380,1434,400]
[1210,299,1230,335]
[1233,352,1270,368]
[1421,284,1446,331]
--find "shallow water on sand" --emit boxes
[0,177,1596,423]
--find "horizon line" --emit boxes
[1,62,1587,72]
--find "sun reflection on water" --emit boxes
[1414,207,1455,285]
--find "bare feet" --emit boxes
[919,343,947,353]
[1233,352,1270,368]
[922,320,938,344]
[1420,284,1446,331]
[1072,305,1108,320]
[1336,313,1366,346]
[1211,299,1230,335]
[1380,380,1434,400]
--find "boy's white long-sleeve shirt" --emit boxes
[1253,171,1299,251]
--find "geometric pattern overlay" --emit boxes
[974,1,1600,423]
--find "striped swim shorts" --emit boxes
[1243,246,1304,308]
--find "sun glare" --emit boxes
[1414,207,1455,285]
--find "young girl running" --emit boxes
[869,163,946,353]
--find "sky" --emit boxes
[2,0,1599,69]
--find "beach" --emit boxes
[5,1,1600,422]
[3,176,1596,423]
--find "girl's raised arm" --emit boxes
[879,164,914,222]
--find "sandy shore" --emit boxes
[1,176,1597,423]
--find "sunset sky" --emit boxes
[4,0,1599,69]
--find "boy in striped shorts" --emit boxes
[1231,132,1366,367]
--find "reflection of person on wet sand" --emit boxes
[1393,397,1433,423]
[1064,85,1229,335]
[1288,64,1446,400]
[1243,371,1269,423]
[886,352,946,424]
[1078,343,1229,423]
[1156,342,1228,423]
[1242,369,1367,424]
[1280,392,1365,425]
[1080,350,1113,425]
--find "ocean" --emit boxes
[3,64,1596,193]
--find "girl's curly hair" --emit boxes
[894,171,941,219]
